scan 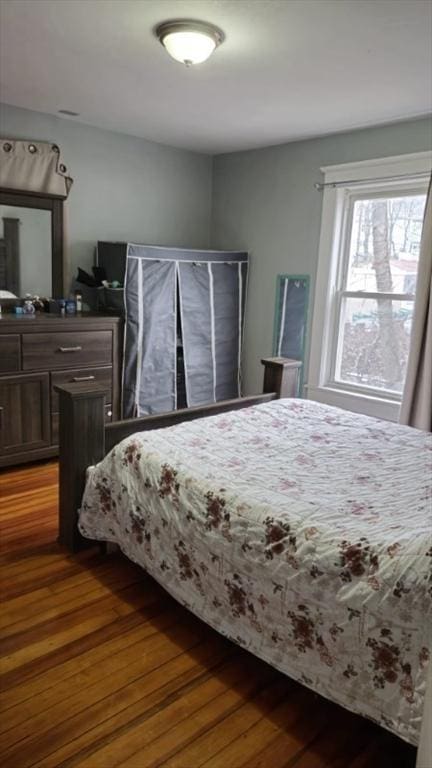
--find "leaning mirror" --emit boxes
[273,274,310,396]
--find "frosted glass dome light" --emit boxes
[163,31,216,65]
[156,20,224,66]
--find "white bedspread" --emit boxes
[79,398,432,745]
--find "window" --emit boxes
[308,152,431,421]
[334,192,426,395]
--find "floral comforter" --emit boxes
[79,398,432,745]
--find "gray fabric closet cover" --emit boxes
[212,262,246,401]
[177,262,215,407]
[123,256,177,416]
[122,244,248,417]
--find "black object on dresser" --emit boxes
[0,314,122,468]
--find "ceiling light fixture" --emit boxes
[156,20,224,66]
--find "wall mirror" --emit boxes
[0,189,64,302]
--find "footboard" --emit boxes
[55,357,301,551]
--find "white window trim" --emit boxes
[307,151,432,422]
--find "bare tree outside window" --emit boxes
[335,193,426,394]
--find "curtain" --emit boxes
[0,139,73,198]
[400,178,432,431]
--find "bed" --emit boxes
[55,358,431,750]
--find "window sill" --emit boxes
[305,384,401,422]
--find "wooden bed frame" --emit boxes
[55,356,302,552]
[53,354,432,764]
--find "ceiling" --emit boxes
[0,0,431,154]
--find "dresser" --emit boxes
[0,314,122,468]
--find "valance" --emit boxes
[0,139,73,198]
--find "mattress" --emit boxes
[79,398,432,745]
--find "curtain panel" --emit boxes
[400,177,432,431]
[0,139,73,198]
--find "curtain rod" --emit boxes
[314,170,431,191]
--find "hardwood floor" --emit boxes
[0,461,417,768]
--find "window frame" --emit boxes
[308,151,432,422]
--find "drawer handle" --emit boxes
[58,346,82,353]
[72,375,95,382]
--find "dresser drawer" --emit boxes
[51,406,113,445]
[51,366,113,412]
[0,335,21,373]
[22,331,112,371]
[0,372,50,455]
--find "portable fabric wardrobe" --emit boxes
[119,244,248,417]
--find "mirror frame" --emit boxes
[0,187,64,302]
[272,273,310,397]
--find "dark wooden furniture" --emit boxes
[55,357,302,552]
[0,189,64,301]
[0,313,122,468]
[262,356,304,398]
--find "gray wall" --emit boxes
[211,117,432,394]
[1,103,431,396]
[0,103,213,290]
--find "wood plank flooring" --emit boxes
[0,461,417,768]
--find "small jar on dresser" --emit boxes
[0,313,122,468]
